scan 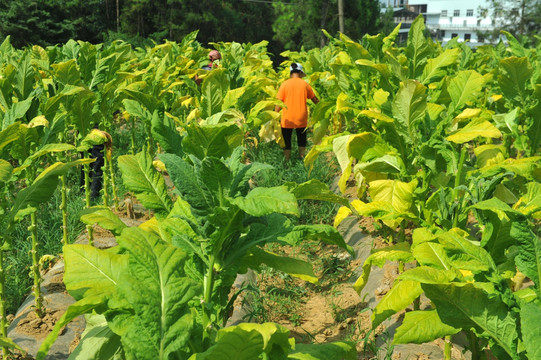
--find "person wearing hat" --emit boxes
[195,49,222,84]
[275,62,319,161]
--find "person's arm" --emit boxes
[275,105,281,112]
[311,96,319,105]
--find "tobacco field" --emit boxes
[0,16,540,360]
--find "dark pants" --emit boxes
[281,127,307,150]
[80,144,104,199]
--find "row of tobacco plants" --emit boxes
[0,31,357,359]
[1,14,540,359]
[287,16,539,360]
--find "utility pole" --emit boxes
[338,0,344,33]
[116,0,120,33]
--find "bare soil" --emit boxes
[16,309,64,339]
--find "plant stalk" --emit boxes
[29,212,44,318]
[60,174,68,245]
[84,154,94,246]
[130,117,136,155]
[468,330,482,360]
[108,152,119,211]
[103,153,110,207]
[452,146,468,228]
[0,248,8,358]
[444,335,452,360]
[202,255,216,343]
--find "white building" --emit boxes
[380,0,498,47]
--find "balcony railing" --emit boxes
[427,24,496,31]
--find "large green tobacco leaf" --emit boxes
[353,242,413,293]
[497,57,533,103]
[201,68,229,118]
[37,296,107,360]
[8,159,93,226]
[333,135,354,193]
[513,218,541,295]
[437,230,495,274]
[372,279,422,328]
[368,179,417,228]
[282,224,354,256]
[516,182,541,217]
[228,151,273,198]
[79,206,127,236]
[14,51,37,99]
[118,151,173,216]
[354,155,403,175]
[478,156,541,179]
[412,242,451,269]
[289,342,357,360]
[68,314,123,360]
[0,122,21,151]
[405,15,432,79]
[230,186,299,217]
[201,156,232,199]
[0,159,12,183]
[528,85,541,156]
[393,310,460,345]
[398,266,458,284]
[2,96,33,129]
[159,153,212,216]
[182,122,243,160]
[423,283,520,359]
[448,70,489,113]
[392,80,427,147]
[190,322,291,360]
[151,110,183,157]
[65,86,96,137]
[244,247,318,283]
[25,143,76,163]
[347,132,397,164]
[114,228,201,360]
[117,82,159,115]
[446,118,502,144]
[473,199,517,264]
[286,179,349,206]
[52,60,83,86]
[419,48,460,85]
[122,98,151,121]
[63,244,128,300]
[520,302,541,360]
[369,179,417,214]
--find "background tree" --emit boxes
[0,0,108,47]
[0,0,387,55]
[480,0,541,42]
[272,0,382,50]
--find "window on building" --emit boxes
[478,34,485,42]
[451,33,458,39]
[441,30,446,37]
[467,9,473,16]
[420,5,427,13]
[464,33,471,41]
[454,9,460,16]
[441,10,448,17]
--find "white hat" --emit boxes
[289,63,304,73]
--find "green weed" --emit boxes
[3,171,86,315]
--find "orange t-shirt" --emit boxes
[276,78,316,128]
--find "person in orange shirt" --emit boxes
[275,63,319,161]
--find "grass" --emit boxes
[246,137,340,225]
[3,171,87,315]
